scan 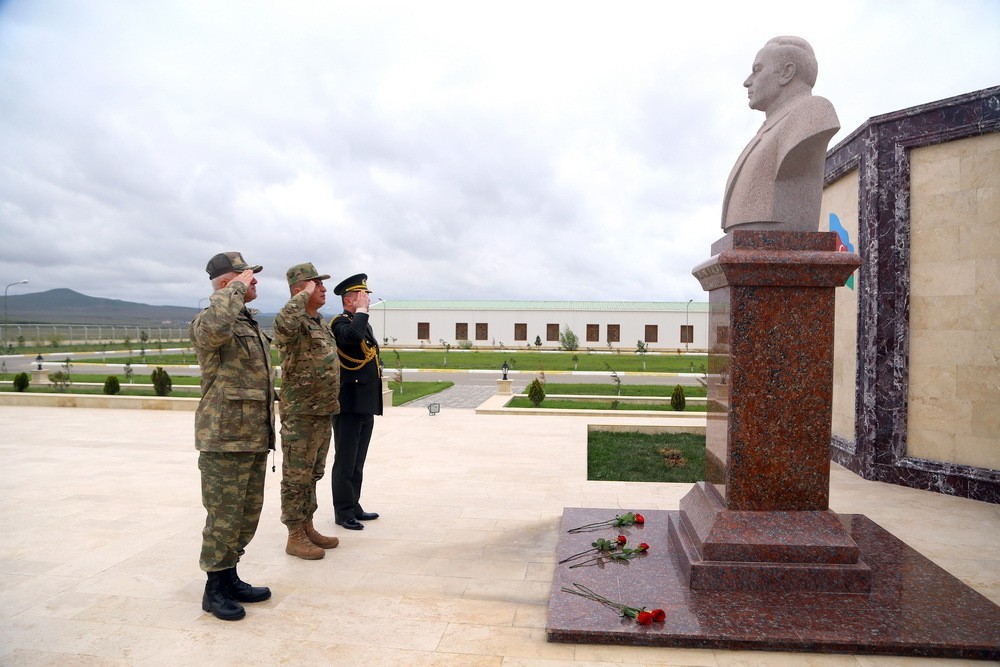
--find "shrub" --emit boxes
[151,367,172,396]
[559,326,579,351]
[526,378,546,406]
[103,376,121,395]
[671,384,686,411]
[48,371,69,391]
[13,372,29,392]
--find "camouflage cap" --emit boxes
[286,262,331,287]
[206,252,263,279]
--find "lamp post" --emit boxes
[685,298,693,352]
[501,360,509,380]
[378,297,387,344]
[3,280,29,352]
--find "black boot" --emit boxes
[222,566,271,603]
[202,570,246,621]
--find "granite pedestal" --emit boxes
[546,232,1000,658]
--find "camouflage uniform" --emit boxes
[191,280,275,572]
[273,288,341,528]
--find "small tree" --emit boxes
[604,362,622,396]
[151,367,172,396]
[392,349,403,395]
[103,376,121,395]
[572,354,579,370]
[671,384,686,411]
[636,340,648,370]
[49,371,69,391]
[139,330,149,360]
[124,362,134,384]
[559,326,579,351]
[439,339,451,366]
[61,358,72,384]
[124,335,133,354]
[534,335,542,349]
[13,372,29,392]
[526,378,546,406]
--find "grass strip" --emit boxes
[588,431,705,482]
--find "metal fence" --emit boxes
[1,324,192,348]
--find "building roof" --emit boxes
[370,300,707,312]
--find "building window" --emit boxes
[607,324,620,343]
[680,325,694,344]
[546,323,560,341]
[586,324,599,342]
[644,325,658,343]
[456,323,468,340]
[514,323,527,341]
[476,323,488,340]
[417,322,430,340]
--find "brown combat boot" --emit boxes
[304,519,340,549]
[286,526,324,560]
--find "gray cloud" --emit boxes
[1,0,998,312]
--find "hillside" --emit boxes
[1,288,202,325]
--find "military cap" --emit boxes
[333,273,371,296]
[206,251,262,280]
[286,262,331,287]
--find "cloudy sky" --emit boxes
[1,1,997,312]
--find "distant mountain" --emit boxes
[1,288,204,325]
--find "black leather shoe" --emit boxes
[335,517,364,530]
[355,511,379,521]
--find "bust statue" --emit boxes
[721,36,839,233]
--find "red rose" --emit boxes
[616,535,627,545]
[636,610,653,625]
[638,543,649,552]
[634,513,645,524]
[651,608,666,622]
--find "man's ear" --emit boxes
[778,62,796,85]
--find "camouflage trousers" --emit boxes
[198,450,268,572]
[280,413,332,528]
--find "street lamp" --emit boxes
[501,360,509,380]
[4,280,29,352]
[378,297,387,344]
[685,298,694,352]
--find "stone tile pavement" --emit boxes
[0,404,997,665]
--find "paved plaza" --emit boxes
[0,404,998,665]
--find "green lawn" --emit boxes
[505,397,705,412]
[588,431,705,482]
[542,383,706,398]
[389,381,452,406]
[71,349,706,374]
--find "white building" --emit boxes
[368,300,707,351]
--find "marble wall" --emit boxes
[908,133,1000,470]
[823,85,1000,503]
[823,171,860,443]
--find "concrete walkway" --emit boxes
[0,405,997,665]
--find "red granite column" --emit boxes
[669,230,867,592]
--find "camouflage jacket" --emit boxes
[273,290,341,415]
[190,281,276,452]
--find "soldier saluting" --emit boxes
[190,252,274,621]
[329,273,383,531]
[273,263,342,559]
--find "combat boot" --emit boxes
[202,570,246,621]
[304,519,340,549]
[286,526,325,560]
[222,566,271,603]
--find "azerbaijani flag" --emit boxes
[829,213,856,290]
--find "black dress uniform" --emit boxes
[330,273,383,529]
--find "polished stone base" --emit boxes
[671,482,871,593]
[546,508,1000,659]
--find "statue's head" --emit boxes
[744,36,817,114]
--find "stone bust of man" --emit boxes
[721,36,839,233]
